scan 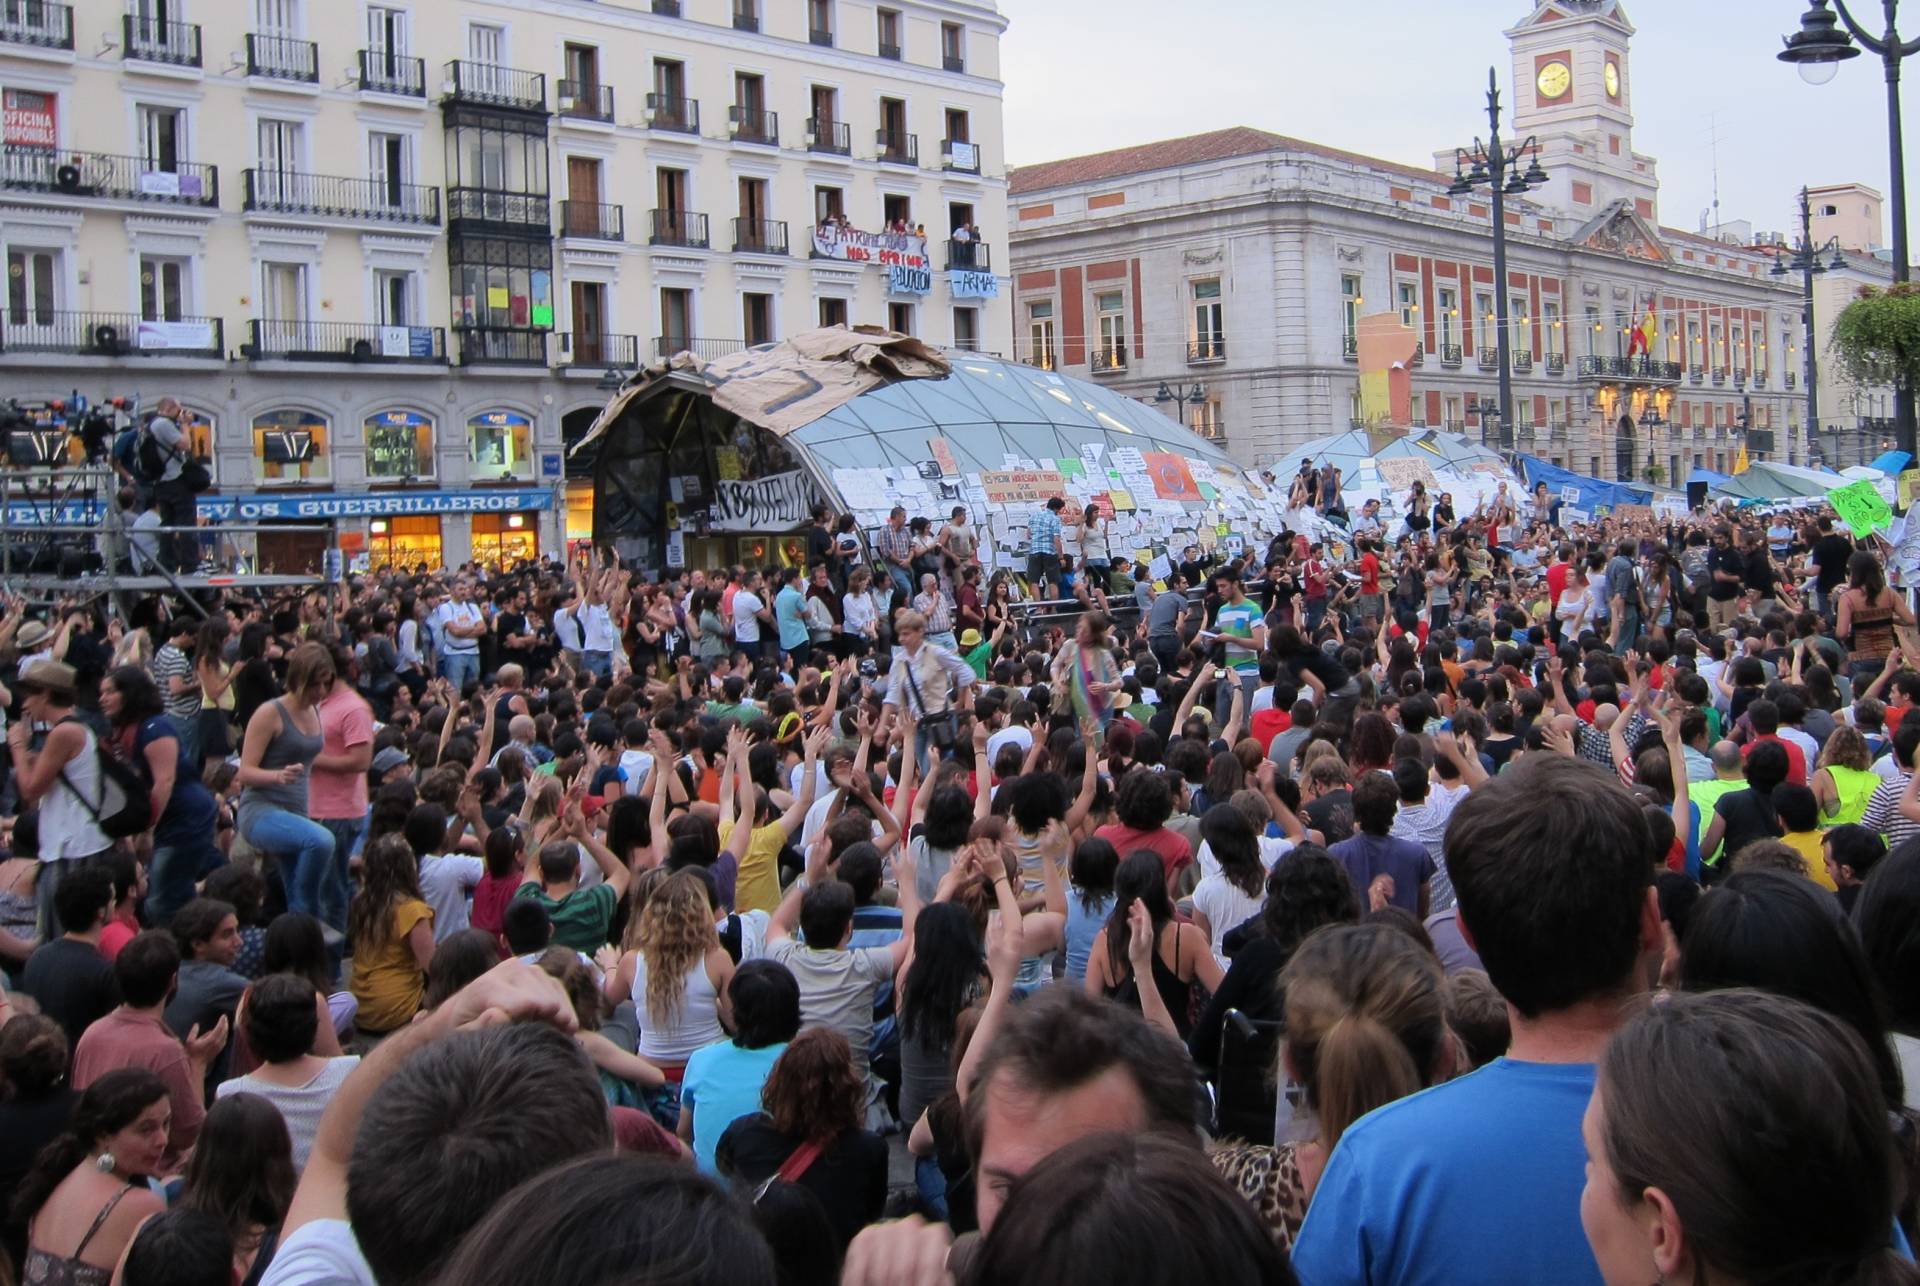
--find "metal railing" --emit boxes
[1477,348,1499,370]
[556,80,613,122]
[1711,367,1726,385]
[123,14,200,66]
[0,145,219,206]
[1689,368,1705,384]
[651,0,679,12]
[811,26,834,45]
[728,105,778,144]
[648,209,709,248]
[652,336,746,361]
[1440,343,1462,366]
[1187,337,1226,363]
[944,239,989,271]
[244,169,440,224]
[807,118,851,154]
[1089,345,1128,372]
[0,1,72,49]
[559,200,623,240]
[456,327,550,366]
[646,93,699,133]
[943,54,965,71]
[1787,371,1798,389]
[1511,350,1533,373]
[246,33,317,81]
[246,320,445,363]
[1341,334,1357,359]
[1545,352,1565,374]
[732,217,788,255]
[1,310,221,357]
[446,187,549,232]
[876,128,918,165]
[1733,371,1747,389]
[443,61,545,111]
[1579,355,1683,382]
[358,50,424,96]
[878,40,901,59]
[732,3,758,31]
[556,332,638,368]
[1754,368,1770,387]
[941,138,981,173]
[1018,345,1056,371]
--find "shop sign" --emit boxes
[136,170,206,199]
[981,470,1068,504]
[948,270,998,299]
[541,452,562,479]
[887,264,932,296]
[709,469,812,532]
[2,89,54,148]
[378,326,437,359]
[947,141,978,170]
[194,488,556,521]
[809,225,929,270]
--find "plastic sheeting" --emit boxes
[1516,455,1653,511]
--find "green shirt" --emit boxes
[704,700,758,725]
[963,641,992,680]
[512,880,618,952]
[1688,779,1747,863]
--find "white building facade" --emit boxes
[0,0,1010,571]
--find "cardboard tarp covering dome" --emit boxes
[574,327,1298,575]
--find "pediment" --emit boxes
[1569,199,1668,263]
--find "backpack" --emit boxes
[55,719,154,841]
[134,417,211,493]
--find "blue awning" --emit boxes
[1870,450,1913,476]
[1689,467,1731,486]
[1517,455,1653,510]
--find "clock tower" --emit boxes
[1504,0,1659,223]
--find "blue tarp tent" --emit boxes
[1517,455,1653,510]
[1689,466,1731,487]
[1871,450,1914,476]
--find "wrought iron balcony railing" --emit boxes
[244,169,440,224]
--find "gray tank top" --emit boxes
[237,699,322,830]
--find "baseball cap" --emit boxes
[372,747,411,775]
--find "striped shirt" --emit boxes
[153,644,199,724]
[874,524,914,567]
[1028,506,1062,556]
[914,590,954,634]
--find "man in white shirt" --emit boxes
[733,570,771,662]
[552,585,584,669]
[985,697,1037,766]
[430,579,485,691]
[884,610,977,772]
[579,588,617,681]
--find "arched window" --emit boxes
[468,410,532,480]
[251,408,330,484]
[179,407,218,484]
[364,410,434,481]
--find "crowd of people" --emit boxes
[0,475,1918,1286]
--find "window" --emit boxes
[660,286,691,350]
[252,408,330,485]
[1095,291,1126,369]
[1732,325,1745,370]
[814,185,844,223]
[1709,322,1724,367]
[742,292,773,346]
[1510,296,1528,352]
[733,0,757,32]
[1340,274,1361,350]
[366,5,407,71]
[882,193,911,228]
[364,410,433,480]
[369,131,412,211]
[1444,395,1462,429]
[1027,299,1055,369]
[808,0,832,43]
[941,21,964,70]
[469,410,532,479]
[255,117,303,205]
[140,255,187,322]
[733,72,769,140]
[569,281,607,361]
[7,247,56,326]
[818,297,848,328]
[374,269,411,325]
[1191,279,1222,358]
[944,108,970,145]
[953,305,979,350]
[876,7,900,57]
[1585,305,1602,355]
[1192,396,1223,441]
[138,105,183,171]
[656,166,688,215]
[1686,320,1702,368]
[879,97,908,150]
[1437,287,1457,348]
[448,240,553,337]
[737,176,769,229]
[471,513,538,565]
[810,84,837,124]
[1474,292,1494,352]
[653,58,685,104]
[260,261,307,324]
[369,516,442,571]
[562,43,600,111]
[888,301,913,335]
[1544,300,1562,358]
[1396,281,1418,328]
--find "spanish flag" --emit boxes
[1627,302,1657,358]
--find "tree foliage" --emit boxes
[1830,282,1920,390]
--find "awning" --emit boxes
[1871,450,1914,475]
[1517,455,1653,510]
[1688,467,1731,486]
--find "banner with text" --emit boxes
[809,225,930,270]
[709,469,814,531]
[980,470,1068,504]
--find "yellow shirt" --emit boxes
[1781,830,1839,891]
[719,819,786,915]
[350,897,434,1031]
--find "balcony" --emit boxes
[1187,336,1226,365]
[1787,371,1798,389]
[652,336,746,362]
[878,40,902,60]
[812,26,835,46]
[244,170,440,224]
[1548,421,1567,440]
[1689,367,1705,384]
[123,15,200,67]
[0,146,218,206]
[457,327,550,367]
[1440,343,1463,368]
[1711,367,1726,386]
[559,200,624,241]
[358,50,424,97]
[652,0,680,12]
[1,1,72,50]
[1089,345,1128,373]
[556,80,613,123]
[646,93,699,134]
[1578,355,1683,384]
[1477,348,1499,371]
[446,188,549,233]
[648,208,709,249]
[941,138,981,174]
[2,310,222,359]
[1754,368,1770,388]
[556,332,638,369]
[944,239,990,271]
[876,128,918,166]
[246,320,446,364]
[1733,371,1747,390]
[1511,350,1533,374]
[1546,352,1565,375]
[732,4,759,31]
[732,218,788,255]
[728,105,778,145]
[443,61,545,112]
[943,54,965,72]
[807,118,851,155]
[1342,334,1357,360]
[246,33,317,82]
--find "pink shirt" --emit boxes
[308,685,375,820]
[72,1008,204,1170]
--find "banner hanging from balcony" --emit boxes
[948,270,998,299]
[136,319,217,351]
[809,225,929,270]
[887,264,932,296]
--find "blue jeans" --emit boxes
[583,650,613,680]
[439,652,479,690]
[244,809,336,921]
[149,836,222,929]
[316,816,366,933]
[886,565,914,604]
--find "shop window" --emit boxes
[364,410,434,481]
[251,408,330,485]
[472,512,539,566]
[564,478,594,547]
[469,409,533,480]
[179,408,217,485]
[368,515,442,572]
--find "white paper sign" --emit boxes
[666,529,686,568]
[1561,486,1581,504]
[378,326,410,357]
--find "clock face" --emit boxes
[1537,61,1571,100]
[1605,62,1620,97]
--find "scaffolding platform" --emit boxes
[3,574,324,593]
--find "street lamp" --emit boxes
[1447,67,1546,457]
[1778,0,1917,461]
[1466,394,1501,445]
[1153,380,1207,431]
[1769,185,1846,464]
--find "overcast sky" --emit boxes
[999,0,1914,243]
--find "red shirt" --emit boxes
[1546,560,1571,603]
[1250,707,1291,753]
[1094,822,1194,884]
[1742,733,1809,787]
[1358,553,1380,595]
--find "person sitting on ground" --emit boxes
[679,958,801,1176]
[216,972,359,1173]
[20,863,119,1050]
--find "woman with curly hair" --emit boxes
[617,870,735,1073]
[716,1027,887,1251]
[346,833,434,1043]
[1812,725,1880,828]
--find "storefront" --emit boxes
[368,516,444,571]
[193,487,556,575]
[471,512,539,566]
[365,410,435,482]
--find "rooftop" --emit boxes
[1008,125,1447,196]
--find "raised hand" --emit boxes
[1126,898,1156,975]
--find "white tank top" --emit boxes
[630,951,724,1063]
[41,723,111,861]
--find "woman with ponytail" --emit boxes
[12,1068,169,1285]
[1582,989,1920,1286]
[1211,923,1452,1251]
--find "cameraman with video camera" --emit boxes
[134,397,200,575]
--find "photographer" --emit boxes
[144,397,199,575]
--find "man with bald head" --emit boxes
[145,395,199,573]
[1687,740,1749,865]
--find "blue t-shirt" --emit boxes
[1215,600,1263,676]
[1327,832,1437,914]
[1291,1058,1602,1286]
[134,715,218,844]
[774,585,810,650]
[681,1039,787,1175]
